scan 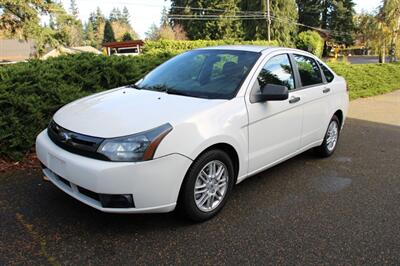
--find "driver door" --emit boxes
[246,53,303,174]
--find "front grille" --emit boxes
[47,120,109,161]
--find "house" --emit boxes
[0,39,36,62]
[102,40,144,56]
[41,46,101,59]
[0,39,102,63]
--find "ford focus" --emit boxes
[36,46,349,221]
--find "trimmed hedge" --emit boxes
[1,52,399,160]
[143,39,279,54]
[0,53,175,160]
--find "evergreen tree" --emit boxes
[160,6,169,27]
[329,0,355,46]
[122,7,130,25]
[204,0,243,39]
[241,0,297,44]
[296,0,324,31]
[89,7,106,47]
[241,0,265,40]
[49,15,56,30]
[296,0,356,46]
[270,0,298,46]
[69,0,79,18]
[170,0,243,39]
[321,0,333,29]
[103,20,116,43]
[122,32,133,41]
[109,8,122,22]
[170,0,207,39]
[0,0,73,54]
[145,23,160,40]
[84,21,96,46]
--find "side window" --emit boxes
[256,54,295,91]
[319,62,335,83]
[293,54,323,86]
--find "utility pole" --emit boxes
[267,0,271,41]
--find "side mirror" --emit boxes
[252,84,289,103]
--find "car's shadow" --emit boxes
[11,146,320,231]
[3,118,400,231]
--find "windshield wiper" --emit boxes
[144,85,193,97]
[164,88,195,97]
[133,84,200,98]
[126,84,142,90]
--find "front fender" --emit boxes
[155,98,249,179]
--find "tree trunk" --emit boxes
[390,19,400,62]
[379,45,386,63]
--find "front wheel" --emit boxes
[178,149,235,222]
[315,115,340,157]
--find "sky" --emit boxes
[61,0,382,39]
[353,0,382,13]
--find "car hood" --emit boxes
[53,87,225,138]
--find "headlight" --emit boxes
[97,123,172,162]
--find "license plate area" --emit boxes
[48,153,67,177]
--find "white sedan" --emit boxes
[36,46,349,221]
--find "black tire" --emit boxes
[315,115,340,157]
[178,149,235,222]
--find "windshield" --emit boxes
[137,49,261,99]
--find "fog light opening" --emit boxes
[99,194,135,208]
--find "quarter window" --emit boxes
[256,54,295,91]
[293,54,323,86]
[319,63,335,83]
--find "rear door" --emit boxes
[290,53,332,148]
[246,53,303,174]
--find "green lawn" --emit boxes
[328,62,400,100]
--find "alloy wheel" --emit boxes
[194,160,229,212]
[326,120,339,152]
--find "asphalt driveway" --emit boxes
[1,92,399,265]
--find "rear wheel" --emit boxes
[178,149,235,222]
[315,115,340,157]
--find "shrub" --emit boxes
[1,50,400,161]
[143,39,279,54]
[0,52,175,160]
[296,31,324,57]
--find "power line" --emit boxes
[168,14,268,18]
[170,6,267,15]
[168,16,269,21]
[66,1,348,38]
[169,14,348,38]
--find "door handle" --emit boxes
[323,88,331,93]
[289,96,301,104]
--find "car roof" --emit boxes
[196,45,304,53]
[196,45,272,53]
[196,45,308,55]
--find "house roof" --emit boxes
[0,39,36,62]
[71,46,102,54]
[41,46,101,59]
[102,40,144,48]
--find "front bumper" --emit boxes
[36,130,192,213]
